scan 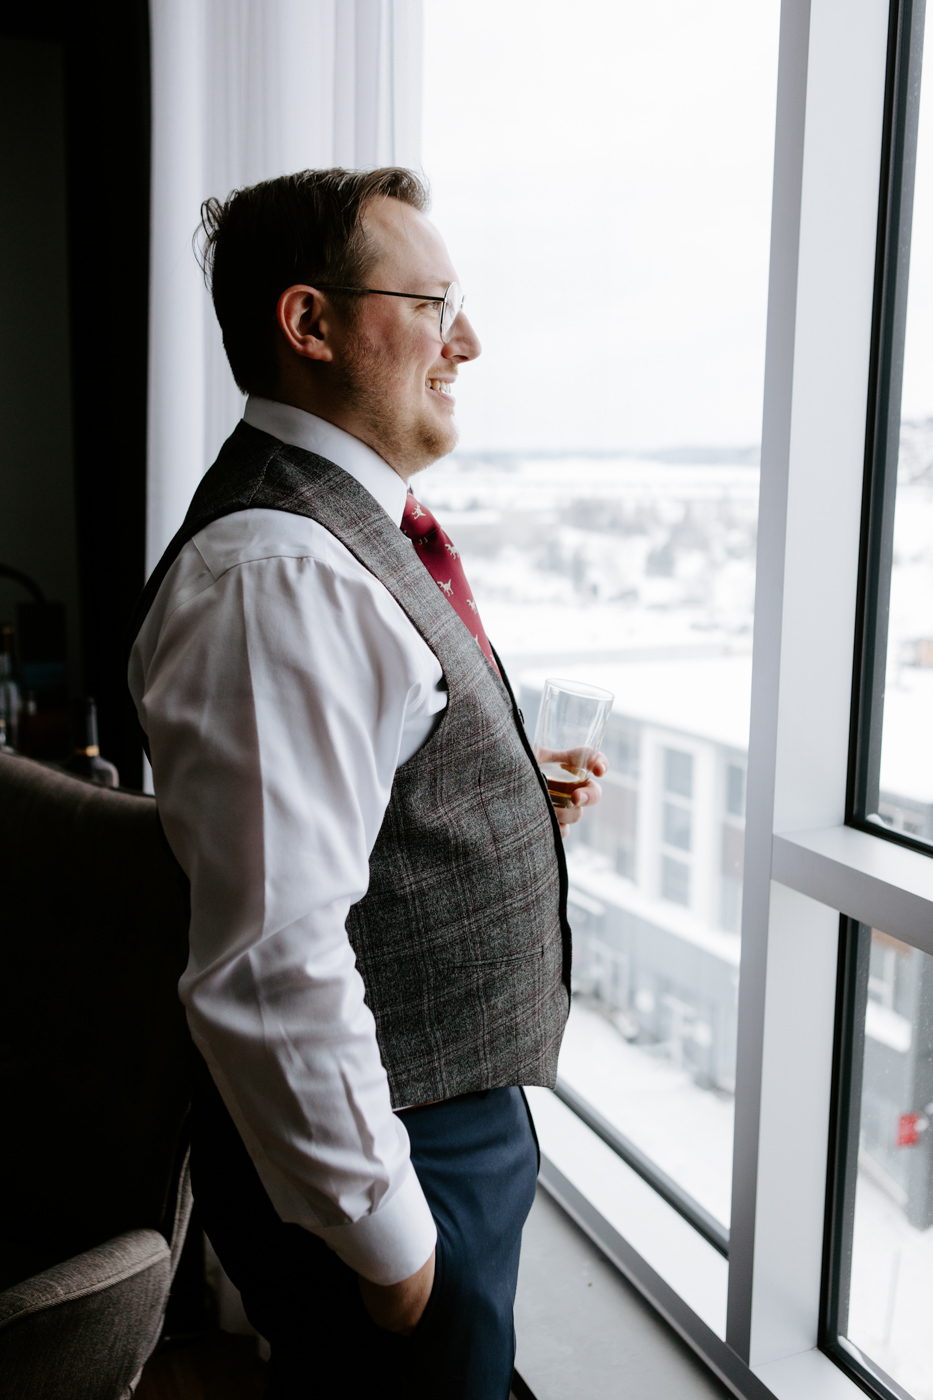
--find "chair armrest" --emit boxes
[0,1229,171,1400]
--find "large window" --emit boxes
[420,5,933,1400]
[422,0,779,1247]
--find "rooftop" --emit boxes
[519,652,753,752]
[520,651,933,805]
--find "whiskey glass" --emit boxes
[533,678,614,809]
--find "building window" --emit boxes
[660,854,691,906]
[726,761,746,817]
[664,747,694,799]
[720,825,744,934]
[721,757,746,932]
[661,748,694,902]
[663,800,692,851]
[602,718,641,780]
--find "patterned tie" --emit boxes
[400,490,500,675]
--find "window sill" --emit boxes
[526,1088,728,1338]
[528,1090,899,1400]
[754,1347,867,1400]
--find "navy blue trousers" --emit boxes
[191,1068,539,1400]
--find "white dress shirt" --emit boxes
[129,397,447,1285]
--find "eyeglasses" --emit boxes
[316,281,465,344]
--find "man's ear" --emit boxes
[276,285,335,363]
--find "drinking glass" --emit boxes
[533,678,614,808]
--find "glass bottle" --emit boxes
[0,625,22,750]
[63,697,119,788]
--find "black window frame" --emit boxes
[847,0,931,859]
[830,8,933,1394]
[820,917,920,1400]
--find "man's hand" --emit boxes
[358,1249,436,1335]
[546,748,608,839]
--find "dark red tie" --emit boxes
[401,491,499,675]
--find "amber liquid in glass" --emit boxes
[540,761,588,808]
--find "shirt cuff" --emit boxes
[310,1162,438,1285]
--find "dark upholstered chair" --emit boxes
[0,754,193,1399]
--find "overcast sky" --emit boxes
[421,0,781,454]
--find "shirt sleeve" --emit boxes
[134,539,443,1285]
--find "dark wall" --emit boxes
[64,0,151,790]
[0,1,151,788]
[0,35,82,690]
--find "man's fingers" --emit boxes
[589,750,608,777]
[535,747,609,777]
[544,747,605,831]
[555,803,584,832]
[573,779,602,808]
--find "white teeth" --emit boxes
[428,379,451,394]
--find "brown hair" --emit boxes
[197,167,430,395]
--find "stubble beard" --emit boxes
[338,331,457,477]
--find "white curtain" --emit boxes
[146,0,424,571]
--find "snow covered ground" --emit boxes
[418,451,760,662]
[558,1000,735,1224]
[419,433,933,705]
[849,1172,933,1399]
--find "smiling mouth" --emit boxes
[427,378,453,396]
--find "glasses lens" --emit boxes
[440,283,463,342]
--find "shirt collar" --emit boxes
[243,396,409,526]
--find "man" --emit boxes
[130,167,605,1399]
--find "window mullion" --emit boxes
[729,0,892,1367]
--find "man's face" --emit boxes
[335,198,481,478]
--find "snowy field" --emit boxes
[848,1173,933,1398]
[419,429,933,685]
[418,451,760,662]
[558,1000,735,1224]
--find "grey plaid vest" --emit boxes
[133,422,571,1107]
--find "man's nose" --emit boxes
[444,311,481,362]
